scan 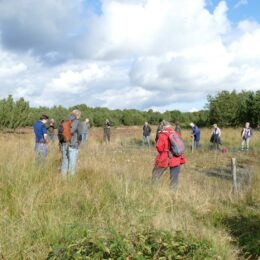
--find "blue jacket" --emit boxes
[192,126,200,141]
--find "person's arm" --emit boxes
[217,128,221,137]
[42,126,48,143]
[71,120,79,134]
[156,135,167,153]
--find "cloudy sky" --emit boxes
[0,0,259,111]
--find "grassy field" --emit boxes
[0,127,259,259]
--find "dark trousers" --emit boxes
[152,165,181,190]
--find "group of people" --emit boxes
[189,122,253,152]
[33,110,90,176]
[33,112,255,190]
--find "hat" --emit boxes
[190,123,195,127]
[40,114,49,120]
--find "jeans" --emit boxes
[152,165,181,190]
[61,143,79,176]
[34,143,48,163]
[193,139,200,149]
[241,138,250,151]
[48,133,55,143]
[142,135,150,147]
[80,133,88,143]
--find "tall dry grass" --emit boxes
[0,127,259,259]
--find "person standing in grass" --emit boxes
[241,122,253,151]
[103,119,111,143]
[190,123,200,149]
[33,114,49,163]
[210,124,221,150]
[174,121,182,135]
[46,118,56,143]
[152,121,186,190]
[60,109,81,176]
[78,118,90,144]
[142,122,151,147]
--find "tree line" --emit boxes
[0,90,259,131]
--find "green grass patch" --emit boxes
[47,228,223,259]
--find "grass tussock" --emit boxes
[0,127,259,259]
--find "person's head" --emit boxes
[144,122,148,126]
[105,119,109,123]
[40,114,49,124]
[162,121,172,130]
[85,118,89,123]
[71,109,81,119]
[175,121,180,126]
[213,123,217,128]
[245,122,250,128]
[190,123,195,128]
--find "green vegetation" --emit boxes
[47,229,221,259]
[1,90,259,130]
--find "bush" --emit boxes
[47,228,222,259]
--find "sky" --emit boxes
[0,0,259,112]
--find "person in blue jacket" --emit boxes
[33,114,49,163]
[190,123,200,149]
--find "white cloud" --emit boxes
[234,0,248,9]
[0,0,260,111]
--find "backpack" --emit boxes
[168,131,185,157]
[58,120,72,143]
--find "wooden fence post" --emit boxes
[231,158,238,194]
[191,136,194,153]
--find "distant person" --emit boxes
[155,120,165,143]
[190,123,200,149]
[78,118,90,144]
[33,114,49,163]
[241,122,253,151]
[152,121,186,190]
[174,121,182,135]
[210,124,221,150]
[46,118,55,143]
[57,119,65,152]
[142,122,151,147]
[60,109,81,176]
[103,119,111,143]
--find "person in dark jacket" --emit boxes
[33,114,49,163]
[190,123,200,149]
[142,122,151,147]
[210,124,221,150]
[174,121,182,135]
[103,119,111,143]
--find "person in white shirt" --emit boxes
[210,124,221,150]
[241,122,253,151]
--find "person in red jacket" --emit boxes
[152,121,186,190]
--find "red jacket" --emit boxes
[155,127,186,168]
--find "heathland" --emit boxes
[0,127,259,259]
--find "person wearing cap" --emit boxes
[190,123,200,149]
[210,124,221,150]
[33,114,49,163]
[142,122,151,147]
[61,109,81,176]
